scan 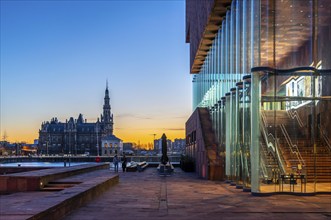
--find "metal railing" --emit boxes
[259,143,270,180]
[318,124,331,152]
[279,124,305,167]
[260,111,287,174]
[287,109,304,128]
[0,155,182,164]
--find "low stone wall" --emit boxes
[0,163,109,193]
[0,167,50,174]
[30,174,119,220]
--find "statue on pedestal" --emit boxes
[160,133,169,165]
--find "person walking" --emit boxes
[121,154,127,172]
[113,155,119,173]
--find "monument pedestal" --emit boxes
[157,163,174,176]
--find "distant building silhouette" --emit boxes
[172,138,186,154]
[38,83,121,156]
[123,143,134,151]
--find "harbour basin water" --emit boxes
[0,162,95,167]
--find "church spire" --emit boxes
[102,80,113,135]
[105,79,109,97]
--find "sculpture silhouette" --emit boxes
[160,133,169,165]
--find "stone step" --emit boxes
[42,181,82,191]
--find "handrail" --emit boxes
[259,143,269,179]
[261,110,268,127]
[318,124,331,152]
[260,112,275,153]
[260,111,287,174]
[275,137,288,170]
[287,110,304,128]
[279,124,305,166]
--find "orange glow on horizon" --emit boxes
[115,128,185,147]
[4,122,186,147]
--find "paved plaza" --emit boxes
[64,168,331,220]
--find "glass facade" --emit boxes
[190,0,331,194]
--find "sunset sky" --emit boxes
[0,0,191,146]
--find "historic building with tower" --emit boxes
[38,83,122,156]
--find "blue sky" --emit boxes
[0,0,191,145]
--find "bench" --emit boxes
[137,161,148,172]
[126,163,137,172]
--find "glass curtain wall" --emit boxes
[251,0,331,193]
[192,0,259,188]
[191,0,330,194]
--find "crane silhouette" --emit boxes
[149,134,157,150]
[149,133,157,140]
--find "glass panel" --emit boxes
[225,93,231,181]
[236,82,244,188]
[272,0,314,194]
[251,69,261,193]
[221,20,226,96]
[259,72,280,194]
[315,0,331,193]
[230,0,236,85]
[219,98,226,173]
[275,0,313,69]
[230,88,236,184]
[252,67,331,194]
[243,76,252,191]
[225,10,230,93]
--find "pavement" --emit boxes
[64,168,331,220]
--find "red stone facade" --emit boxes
[186,108,225,180]
[186,0,215,71]
[186,108,208,179]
